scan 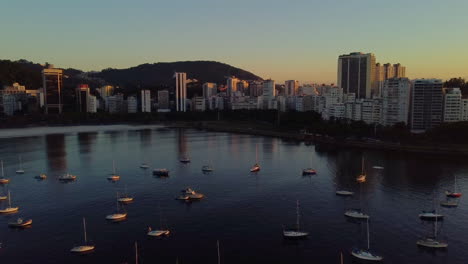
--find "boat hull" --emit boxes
[117,197,134,203]
[336,191,354,196]
[0,179,10,184]
[351,249,383,261]
[153,170,169,177]
[8,219,32,227]
[0,207,19,214]
[445,191,462,198]
[106,213,127,221]
[15,170,25,174]
[416,239,448,248]
[147,230,170,237]
[283,230,309,239]
[70,245,95,253]
[419,214,444,220]
[345,211,369,219]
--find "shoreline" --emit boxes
[1,121,468,156]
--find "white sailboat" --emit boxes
[107,160,120,181]
[140,162,150,169]
[147,204,170,237]
[8,217,32,228]
[356,156,366,183]
[70,217,95,253]
[250,144,260,172]
[0,191,19,214]
[417,211,448,248]
[106,200,127,221]
[15,156,24,174]
[0,160,10,184]
[345,184,368,219]
[117,186,134,203]
[351,218,383,261]
[419,200,444,220]
[336,190,354,196]
[283,200,309,238]
[58,173,76,181]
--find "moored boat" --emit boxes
[153,168,169,177]
[70,218,95,253]
[419,210,444,220]
[344,209,369,219]
[336,190,354,196]
[283,200,309,239]
[58,173,76,181]
[8,217,32,228]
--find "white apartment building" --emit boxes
[175,72,187,112]
[127,96,137,113]
[381,78,411,126]
[88,95,97,113]
[443,88,462,122]
[141,90,151,112]
[192,96,206,112]
[285,80,299,96]
[227,77,239,97]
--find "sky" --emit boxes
[2,0,468,83]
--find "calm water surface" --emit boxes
[0,125,467,264]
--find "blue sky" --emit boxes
[2,0,468,83]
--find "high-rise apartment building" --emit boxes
[158,90,170,111]
[443,88,462,123]
[76,84,90,113]
[249,81,263,97]
[127,96,137,113]
[99,85,114,98]
[285,80,299,97]
[262,79,276,100]
[203,83,217,99]
[42,67,63,114]
[410,79,443,131]
[175,72,187,112]
[141,90,151,112]
[227,77,239,97]
[337,52,376,99]
[381,78,411,126]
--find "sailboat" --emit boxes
[417,211,448,248]
[140,162,150,169]
[147,204,170,237]
[0,186,7,200]
[0,160,10,184]
[107,160,120,181]
[202,162,214,172]
[58,173,77,181]
[440,199,458,208]
[179,154,191,163]
[106,200,127,221]
[419,199,444,220]
[356,156,366,183]
[445,175,462,198]
[0,191,19,214]
[336,190,354,196]
[302,156,316,175]
[8,217,32,228]
[15,156,24,174]
[283,200,309,238]
[250,144,260,172]
[345,184,369,219]
[117,186,134,204]
[70,218,95,253]
[351,218,383,261]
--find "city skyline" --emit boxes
[2,0,468,83]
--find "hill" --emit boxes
[93,61,263,88]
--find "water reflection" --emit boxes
[45,134,67,171]
[77,132,97,155]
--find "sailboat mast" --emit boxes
[1,160,4,177]
[135,241,138,264]
[113,160,116,174]
[256,144,258,163]
[367,218,370,250]
[83,217,88,244]
[361,156,365,174]
[8,191,11,208]
[217,240,220,264]
[19,156,22,169]
[296,200,300,231]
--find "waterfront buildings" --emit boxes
[157,90,170,112]
[227,77,239,97]
[410,79,444,131]
[381,78,411,126]
[127,96,137,113]
[175,72,187,112]
[443,88,462,122]
[337,52,376,99]
[141,90,151,112]
[203,83,217,99]
[42,67,63,114]
[285,80,299,97]
[76,84,90,113]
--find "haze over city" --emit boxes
[3,0,468,83]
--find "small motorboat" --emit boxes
[179,155,191,163]
[302,168,317,175]
[250,163,260,173]
[344,209,369,219]
[147,229,170,237]
[445,191,462,198]
[202,165,214,172]
[351,248,383,261]
[153,169,169,177]
[8,217,32,228]
[58,173,77,181]
[35,173,47,180]
[336,190,354,196]
[419,210,444,220]
[140,163,150,169]
[182,188,196,195]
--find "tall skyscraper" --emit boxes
[203,82,217,99]
[42,67,63,114]
[381,78,411,126]
[393,63,406,78]
[76,84,90,113]
[337,52,376,99]
[410,79,443,131]
[175,72,187,112]
[141,90,151,112]
[227,77,239,97]
[249,81,263,97]
[285,80,299,97]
